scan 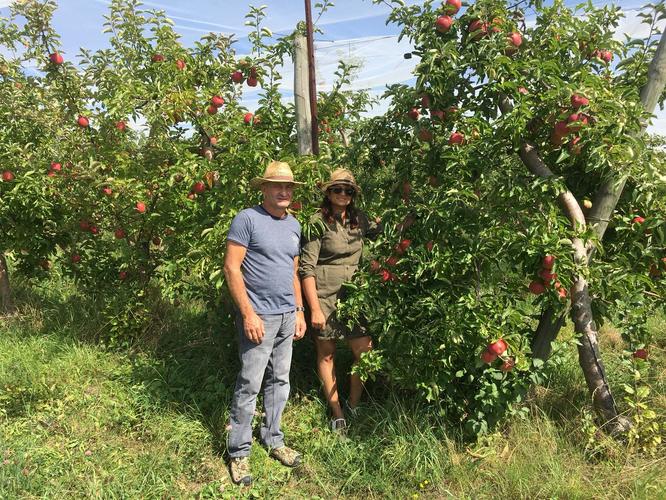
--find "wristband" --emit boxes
[295,306,305,312]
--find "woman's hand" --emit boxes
[310,309,327,331]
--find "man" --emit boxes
[223,160,307,486]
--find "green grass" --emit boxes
[1,280,665,499]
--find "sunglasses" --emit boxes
[329,186,355,196]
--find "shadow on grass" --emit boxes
[5,276,331,455]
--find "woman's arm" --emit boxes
[301,276,326,330]
[299,224,327,330]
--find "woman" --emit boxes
[299,168,379,432]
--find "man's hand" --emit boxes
[243,312,265,344]
[294,311,306,340]
[310,309,326,331]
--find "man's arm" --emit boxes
[293,256,306,340]
[224,240,265,344]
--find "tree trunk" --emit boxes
[0,252,14,314]
[587,30,666,253]
[513,139,627,429]
[531,308,567,360]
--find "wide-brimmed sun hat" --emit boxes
[250,160,305,189]
[319,168,361,194]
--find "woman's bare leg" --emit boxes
[347,336,373,408]
[315,337,344,419]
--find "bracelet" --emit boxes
[295,306,305,312]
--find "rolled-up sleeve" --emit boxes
[299,234,321,279]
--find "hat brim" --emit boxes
[320,179,361,193]
[250,177,305,189]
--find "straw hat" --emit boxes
[319,168,361,193]
[250,160,304,189]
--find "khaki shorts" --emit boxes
[308,311,368,341]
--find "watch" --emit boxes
[295,306,305,312]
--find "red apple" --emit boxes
[500,357,515,372]
[468,20,488,40]
[192,181,206,194]
[481,349,498,364]
[418,128,433,142]
[380,269,392,282]
[557,286,568,299]
[175,59,186,70]
[395,238,412,254]
[207,105,218,115]
[570,94,589,109]
[244,112,254,124]
[488,339,508,356]
[567,113,589,132]
[119,270,128,281]
[508,32,522,47]
[421,94,431,108]
[529,280,546,295]
[151,53,164,63]
[49,52,64,65]
[431,109,445,120]
[291,201,302,211]
[370,260,381,272]
[632,216,645,224]
[71,254,81,264]
[247,76,258,87]
[386,256,399,267]
[135,201,146,213]
[435,15,453,33]
[50,162,61,171]
[115,120,126,131]
[231,70,244,83]
[408,107,420,120]
[89,225,99,235]
[542,255,556,270]
[211,95,224,107]
[209,136,218,146]
[152,236,162,246]
[518,86,528,94]
[77,115,89,128]
[2,170,14,182]
[79,220,90,231]
[539,269,558,283]
[444,0,461,15]
[187,192,196,200]
[114,228,126,239]
[554,120,569,137]
[448,131,464,145]
[632,348,648,360]
[102,186,112,196]
[425,240,434,252]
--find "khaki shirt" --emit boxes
[299,211,379,325]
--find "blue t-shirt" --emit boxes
[227,205,301,314]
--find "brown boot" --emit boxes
[229,456,252,485]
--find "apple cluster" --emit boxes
[550,94,592,155]
[230,59,259,88]
[480,338,515,372]
[529,255,568,299]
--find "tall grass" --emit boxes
[1,277,664,498]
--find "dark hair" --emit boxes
[320,188,360,229]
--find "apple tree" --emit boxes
[338,0,666,435]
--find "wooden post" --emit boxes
[304,0,319,155]
[0,252,13,314]
[294,33,313,155]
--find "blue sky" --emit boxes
[1,0,664,132]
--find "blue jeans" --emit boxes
[228,312,295,458]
